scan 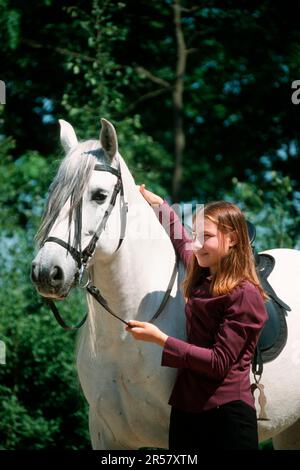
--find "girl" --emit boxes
[126,185,268,450]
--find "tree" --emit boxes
[0,236,91,449]
[2,0,300,205]
[230,172,300,250]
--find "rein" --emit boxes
[42,158,178,330]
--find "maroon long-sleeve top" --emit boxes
[156,201,268,412]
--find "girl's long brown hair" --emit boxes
[182,201,268,300]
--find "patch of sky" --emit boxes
[223,80,241,95]
[33,97,55,124]
[202,60,218,72]
[200,8,223,18]
[191,82,201,90]
[195,116,205,124]
[260,155,272,169]
[224,113,240,127]
[276,141,297,161]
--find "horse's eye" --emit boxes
[91,190,107,204]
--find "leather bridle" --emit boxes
[42,157,178,330]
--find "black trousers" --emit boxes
[169,400,259,450]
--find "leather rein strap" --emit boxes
[45,298,88,330]
[85,257,178,327]
[43,159,178,330]
[45,256,178,331]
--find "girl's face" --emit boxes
[192,217,235,274]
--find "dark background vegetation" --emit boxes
[0,0,299,449]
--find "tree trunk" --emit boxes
[172,0,187,202]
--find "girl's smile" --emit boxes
[192,218,236,274]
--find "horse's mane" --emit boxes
[35,140,112,248]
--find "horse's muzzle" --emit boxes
[31,261,68,298]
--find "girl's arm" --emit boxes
[126,284,267,376]
[139,184,193,268]
[161,284,268,380]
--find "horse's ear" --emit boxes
[59,119,78,153]
[100,118,118,160]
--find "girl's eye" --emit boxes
[91,190,107,204]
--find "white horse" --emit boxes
[31,119,300,450]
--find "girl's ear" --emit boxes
[229,231,238,247]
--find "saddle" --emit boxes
[247,221,291,420]
[246,221,291,370]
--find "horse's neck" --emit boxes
[90,203,175,339]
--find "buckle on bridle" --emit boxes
[78,263,90,288]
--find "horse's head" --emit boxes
[31,118,128,299]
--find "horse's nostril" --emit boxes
[49,266,64,286]
[31,261,38,283]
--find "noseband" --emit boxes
[42,157,178,330]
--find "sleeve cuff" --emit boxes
[161,336,213,376]
[161,336,190,368]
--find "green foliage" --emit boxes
[259,438,274,450]
[2,0,300,203]
[115,115,172,197]
[60,1,130,133]
[0,386,60,450]
[0,233,90,449]
[228,172,300,250]
[0,145,57,233]
[0,0,21,50]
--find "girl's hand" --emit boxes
[126,320,168,347]
[138,184,164,205]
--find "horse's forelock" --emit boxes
[36,140,109,247]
